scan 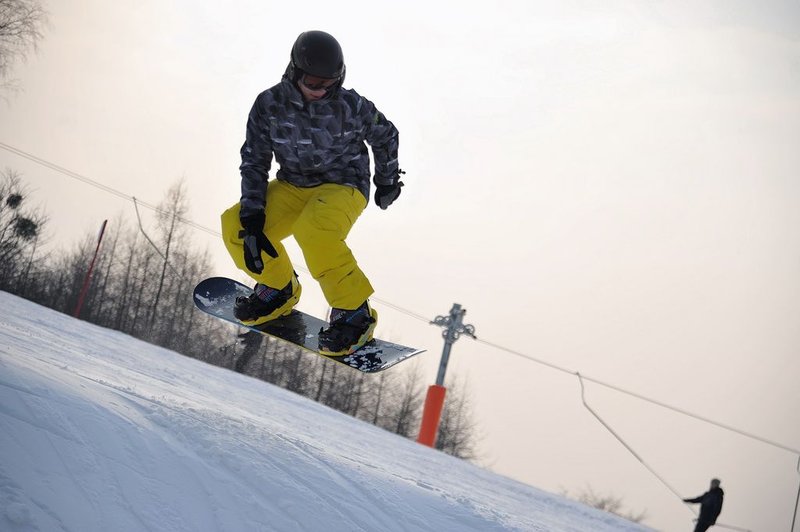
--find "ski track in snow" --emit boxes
[0,291,651,532]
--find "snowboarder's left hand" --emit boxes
[374,179,404,210]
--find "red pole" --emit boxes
[417,384,447,447]
[73,219,108,318]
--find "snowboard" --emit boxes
[193,277,424,373]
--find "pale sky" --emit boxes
[2,1,799,530]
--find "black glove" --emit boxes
[239,212,278,274]
[374,170,405,210]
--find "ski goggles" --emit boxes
[300,74,339,92]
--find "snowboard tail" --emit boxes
[192,277,424,373]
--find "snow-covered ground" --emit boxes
[0,291,651,532]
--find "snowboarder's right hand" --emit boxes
[239,212,278,274]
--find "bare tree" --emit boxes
[435,375,481,461]
[0,0,47,89]
[91,216,124,323]
[149,179,190,338]
[366,371,390,425]
[0,169,46,289]
[281,346,313,394]
[378,360,425,437]
[234,330,263,374]
[113,230,142,330]
[561,485,648,524]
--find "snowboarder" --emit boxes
[221,30,403,356]
[683,478,724,532]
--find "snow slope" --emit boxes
[0,292,651,532]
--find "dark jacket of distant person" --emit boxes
[683,482,724,529]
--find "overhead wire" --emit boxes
[577,373,692,506]
[0,141,220,238]
[474,335,800,455]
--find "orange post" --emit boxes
[420,303,474,448]
[417,384,447,447]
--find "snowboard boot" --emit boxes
[318,301,378,356]
[234,273,301,326]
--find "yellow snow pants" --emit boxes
[221,180,373,310]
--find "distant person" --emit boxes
[220,30,403,355]
[683,478,724,532]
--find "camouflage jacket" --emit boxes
[238,76,400,217]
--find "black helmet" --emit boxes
[289,31,346,84]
